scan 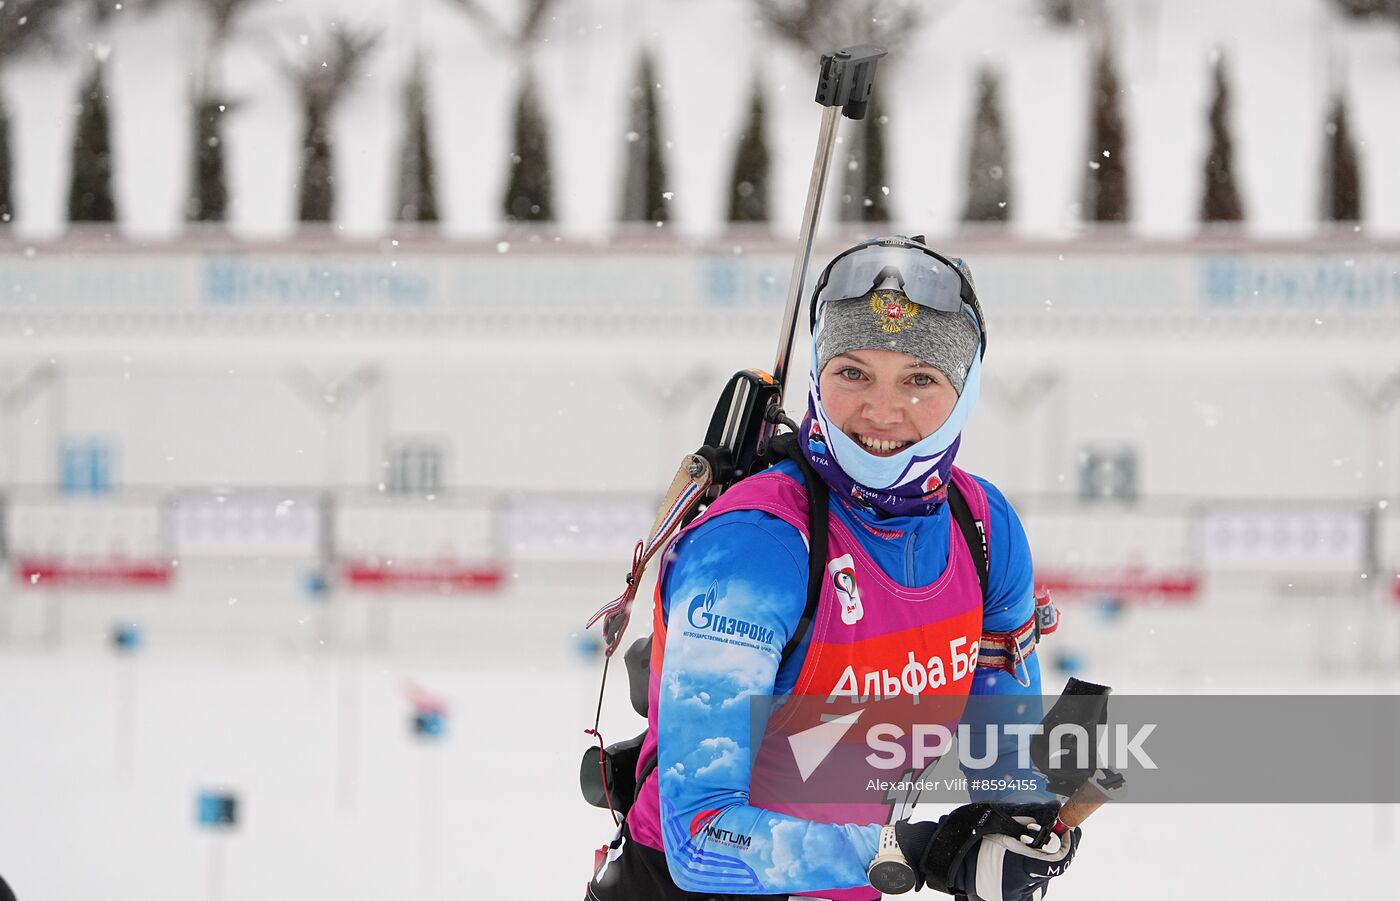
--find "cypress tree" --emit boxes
[68,57,117,223]
[1200,53,1244,223]
[726,80,769,224]
[840,91,890,222]
[502,70,553,223]
[962,66,1011,224]
[187,96,231,222]
[0,92,11,225]
[619,51,669,224]
[298,97,333,222]
[292,27,380,226]
[397,57,439,224]
[186,0,265,224]
[1320,92,1362,225]
[1082,42,1128,223]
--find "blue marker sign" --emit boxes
[111,623,142,653]
[412,710,445,739]
[196,791,238,828]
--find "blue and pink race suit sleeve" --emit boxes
[653,468,1045,895]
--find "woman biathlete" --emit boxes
[588,236,1081,901]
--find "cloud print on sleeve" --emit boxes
[662,736,744,789]
[692,736,743,779]
[766,820,871,888]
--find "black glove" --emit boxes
[893,802,1078,899]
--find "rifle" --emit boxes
[580,45,887,821]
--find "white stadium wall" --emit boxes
[2,237,1397,500]
[2,235,1398,660]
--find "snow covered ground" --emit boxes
[0,570,1396,900]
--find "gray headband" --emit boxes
[815,288,981,394]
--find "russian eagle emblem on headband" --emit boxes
[870,289,918,334]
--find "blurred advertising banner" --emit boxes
[1,245,1397,320]
[1200,509,1367,573]
[505,493,653,562]
[170,491,322,560]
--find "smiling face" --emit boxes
[818,348,959,457]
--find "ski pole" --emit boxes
[1032,678,1127,842]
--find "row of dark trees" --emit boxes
[1,0,936,229]
[0,0,562,227]
[689,42,1364,229]
[48,44,1370,233]
[0,1,1370,230]
[1073,45,1361,226]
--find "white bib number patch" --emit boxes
[827,553,864,625]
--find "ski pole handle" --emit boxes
[1057,786,1107,830]
[1052,768,1125,834]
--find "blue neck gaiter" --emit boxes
[799,348,983,518]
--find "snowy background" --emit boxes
[0,1,1398,900]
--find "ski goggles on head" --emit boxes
[810,237,987,356]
